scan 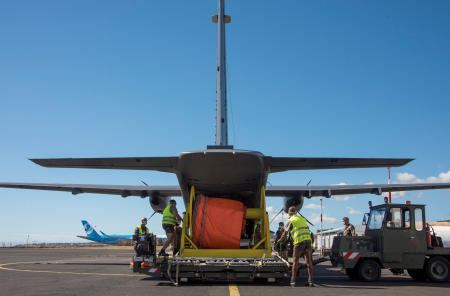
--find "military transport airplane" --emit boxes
[0,0,449,214]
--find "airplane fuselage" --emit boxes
[174,148,268,208]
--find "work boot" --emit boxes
[158,250,169,257]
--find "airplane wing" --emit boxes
[2,182,448,199]
[30,157,178,173]
[264,157,413,173]
[0,182,182,198]
[265,183,450,198]
[77,235,88,239]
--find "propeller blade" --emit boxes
[148,211,157,220]
[269,208,284,225]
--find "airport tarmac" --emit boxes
[0,247,449,296]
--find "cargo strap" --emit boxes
[198,197,209,248]
[192,195,201,241]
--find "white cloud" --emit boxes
[391,191,406,199]
[364,182,375,185]
[390,170,450,198]
[304,203,322,210]
[308,213,338,225]
[396,172,417,183]
[332,182,349,186]
[346,206,361,215]
[395,170,450,184]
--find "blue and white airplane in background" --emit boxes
[77,220,133,245]
[77,220,167,246]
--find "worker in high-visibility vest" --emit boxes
[251,220,262,246]
[134,217,149,236]
[159,200,182,256]
[278,206,314,287]
[133,217,150,255]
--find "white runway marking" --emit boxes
[0,261,147,277]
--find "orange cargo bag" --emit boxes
[193,196,246,249]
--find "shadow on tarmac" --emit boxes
[23,260,450,289]
[137,268,450,289]
[138,277,450,289]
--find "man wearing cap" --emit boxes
[133,217,150,255]
[342,217,356,237]
[279,206,314,287]
[159,200,182,256]
[135,217,149,236]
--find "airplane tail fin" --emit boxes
[81,220,101,239]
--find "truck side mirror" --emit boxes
[362,213,369,225]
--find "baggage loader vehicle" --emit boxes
[131,187,292,284]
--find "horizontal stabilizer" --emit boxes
[30,157,178,173]
[0,182,181,198]
[266,183,450,198]
[264,157,413,173]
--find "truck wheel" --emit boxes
[345,268,359,280]
[425,256,449,283]
[357,259,380,282]
[407,269,427,281]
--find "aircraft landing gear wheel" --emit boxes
[357,259,380,282]
[425,256,449,282]
[407,269,427,281]
[345,268,359,280]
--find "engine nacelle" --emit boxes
[149,193,169,213]
[283,195,304,212]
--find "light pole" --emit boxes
[388,167,392,204]
[320,199,323,255]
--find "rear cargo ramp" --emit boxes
[164,257,290,283]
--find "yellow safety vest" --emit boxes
[136,225,149,234]
[252,220,261,245]
[289,214,310,245]
[162,204,176,225]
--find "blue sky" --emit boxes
[0,0,449,244]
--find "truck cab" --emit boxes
[331,202,450,282]
[366,203,427,269]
